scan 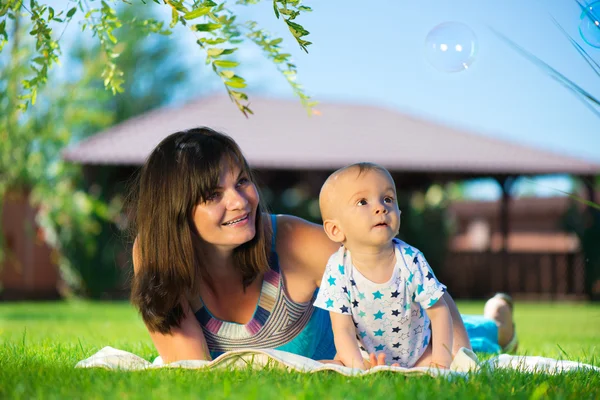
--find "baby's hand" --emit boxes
[366,353,400,369]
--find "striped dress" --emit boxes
[189,215,336,360]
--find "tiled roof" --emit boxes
[62,94,600,175]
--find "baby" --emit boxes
[314,162,453,369]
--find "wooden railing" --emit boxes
[438,251,587,300]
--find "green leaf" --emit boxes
[273,2,280,18]
[107,31,117,44]
[221,70,235,79]
[170,8,179,28]
[207,47,224,57]
[184,7,210,20]
[48,7,54,20]
[287,21,309,36]
[193,23,221,32]
[278,8,294,16]
[213,60,239,68]
[203,38,228,45]
[67,7,76,18]
[207,47,236,57]
[270,38,283,46]
[225,79,246,89]
[230,90,248,101]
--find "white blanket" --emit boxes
[75,346,599,377]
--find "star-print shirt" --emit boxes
[314,238,447,368]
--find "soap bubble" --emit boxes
[425,22,478,72]
[579,1,600,48]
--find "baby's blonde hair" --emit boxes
[319,162,393,221]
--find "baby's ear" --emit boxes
[323,219,345,243]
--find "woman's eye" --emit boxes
[206,192,220,202]
[384,196,394,204]
[357,199,367,206]
[236,177,250,187]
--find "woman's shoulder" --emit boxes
[267,214,339,285]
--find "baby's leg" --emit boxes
[412,340,433,368]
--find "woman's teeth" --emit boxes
[223,215,248,226]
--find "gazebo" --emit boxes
[61,94,600,299]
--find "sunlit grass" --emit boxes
[0,300,598,399]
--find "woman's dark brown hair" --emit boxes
[129,127,270,334]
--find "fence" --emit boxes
[439,251,587,300]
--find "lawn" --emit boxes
[0,300,598,399]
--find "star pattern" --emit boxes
[313,240,446,368]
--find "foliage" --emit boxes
[0,3,190,298]
[0,16,122,295]
[0,0,315,116]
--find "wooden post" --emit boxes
[494,175,516,292]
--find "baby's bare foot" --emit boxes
[484,293,518,352]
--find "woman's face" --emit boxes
[192,159,259,252]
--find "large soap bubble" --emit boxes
[579,1,600,48]
[425,22,478,72]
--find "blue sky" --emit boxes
[56,0,600,199]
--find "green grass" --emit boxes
[1,301,599,399]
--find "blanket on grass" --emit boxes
[75,346,599,377]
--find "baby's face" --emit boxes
[334,169,401,248]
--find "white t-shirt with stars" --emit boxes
[314,238,447,368]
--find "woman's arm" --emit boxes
[425,297,453,369]
[148,300,212,364]
[330,312,366,369]
[133,239,211,364]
